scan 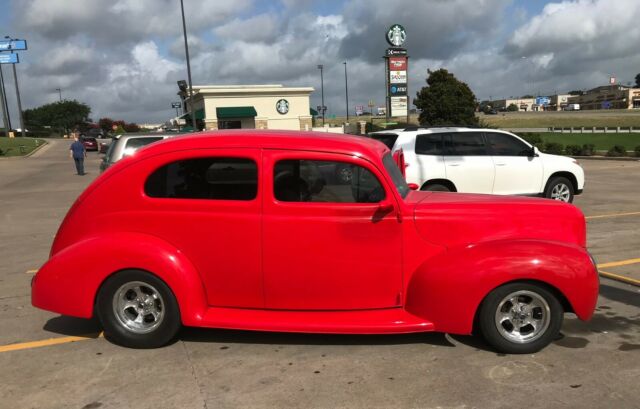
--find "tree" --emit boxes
[413,69,479,126]
[568,90,584,96]
[24,100,91,133]
[635,73,640,88]
[507,103,519,112]
[123,122,140,133]
[98,118,114,133]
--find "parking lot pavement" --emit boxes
[0,145,639,408]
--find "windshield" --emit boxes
[382,153,409,199]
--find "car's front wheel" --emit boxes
[545,176,574,203]
[96,270,181,348]
[478,282,563,354]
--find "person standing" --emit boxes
[69,133,87,175]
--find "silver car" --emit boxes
[100,133,180,172]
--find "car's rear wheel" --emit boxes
[478,282,563,354]
[545,176,574,203]
[422,183,451,192]
[96,270,181,348]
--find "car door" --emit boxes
[141,148,264,308]
[442,132,495,193]
[485,132,544,195]
[262,150,403,310]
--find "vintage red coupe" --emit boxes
[32,131,599,353]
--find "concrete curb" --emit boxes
[0,139,50,159]
[571,156,640,161]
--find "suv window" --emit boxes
[485,132,531,156]
[368,133,399,149]
[444,132,488,156]
[274,160,385,203]
[415,133,444,155]
[145,157,258,200]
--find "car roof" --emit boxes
[137,130,389,159]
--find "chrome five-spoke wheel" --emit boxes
[494,290,550,344]
[112,281,165,334]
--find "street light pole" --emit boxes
[55,88,62,101]
[317,64,324,126]
[0,65,8,133]
[0,65,11,131]
[179,0,196,132]
[12,62,25,137]
[343,62,349,122]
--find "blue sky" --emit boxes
[2,0,640,123]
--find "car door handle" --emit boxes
[447,164,460,167]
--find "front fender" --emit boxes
[405,240,599,335]
[32,232,208,326]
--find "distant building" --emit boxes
[489,98,536,112]
[568,85,640,110]
[178,84,315,131]
[548,94,572,111]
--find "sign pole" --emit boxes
[0,65,8,133]
[180,0,196,132]
[12,62,25,137]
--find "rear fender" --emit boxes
[405,240,599,335]
[32,232,208,326]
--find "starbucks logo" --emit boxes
[386,24,406,47]
[276,99,289,115]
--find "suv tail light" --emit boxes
[392,149,406,178]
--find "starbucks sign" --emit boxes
[276,99,289,115]
[386,24,406,47]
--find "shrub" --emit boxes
[635,145,640,157]
[565,144,582,156]
[581,144,596,156]
[507,103,519,112]
[518,133,544,147]
[543,142,564,155]
[606,145,627,157]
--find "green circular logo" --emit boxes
[386,24,406,47]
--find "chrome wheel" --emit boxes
[494,290,551,344]
[550,183,571,202]
[112,281,165,334]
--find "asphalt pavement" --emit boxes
[0,139,638,409]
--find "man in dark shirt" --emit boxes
[69,134,87,175]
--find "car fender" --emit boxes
[32,232,208,326]
[404,239,598,335]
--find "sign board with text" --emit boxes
[0,53,19,64]
[389,70,407,84]
[390,96,408,117]
[0,39,27,51]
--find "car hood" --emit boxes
[410,191,586,248]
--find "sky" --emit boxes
[1,0,640,124]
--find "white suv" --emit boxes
[369,127,584,203]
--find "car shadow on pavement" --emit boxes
[599,282,640,309]
[178,327,457,348]
[43,315,102,337]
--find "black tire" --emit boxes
[478,282,563,354]
[96,270,181,348]
[422,183,451,192]
[544,176,574,203]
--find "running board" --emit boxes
[194,307,434,334]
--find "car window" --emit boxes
[125,137,163,151]
[382,153,409,199]
[368,133,399,149]
[415,133,444,155]
[485,132,531,156]
[145,157,258,200]
[274,159,385,203]
[444,132,488,156]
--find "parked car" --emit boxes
[369,128,584,203]
[31,130,598,353]
[81,136,98,151]
[99,133,177,172]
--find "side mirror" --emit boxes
[528,146,539,157]
[408,183,419,191]
[378,200,394,213]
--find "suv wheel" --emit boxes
[478,282,563,354]
[545,176,574,203]
[422,183,451,192]
[96,270,181,348]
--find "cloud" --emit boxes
[214,14,281,43]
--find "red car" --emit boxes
[81,136,98,151]
[32,131,599,353]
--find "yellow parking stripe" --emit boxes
[25,269,38,274]
[599,271,640,287]
[597,258,640,269]
[586,211,640,220]
[0,333,103,354]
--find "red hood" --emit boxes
[408,191,586,249]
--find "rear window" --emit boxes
[369,133,399,149]
[444,132,488,156]
[125,137,163,151]
[415,134,444,155]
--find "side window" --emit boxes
[123,137,163,157]
[415,133,444,155]
[274,160,385,203]
[485,132,531,156]
[145,157,258,200]
[445,132,488,156]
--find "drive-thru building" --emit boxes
[178,84,315,131]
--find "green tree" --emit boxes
[24,100,91,133]
[507,103,519,112]
[635,73,640,88]
[98,118,114,133]
[414,69,479,126]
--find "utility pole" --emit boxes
[0,65,10,131]
[343,62,349,122]
[55,88,62,101]
[317,64,325,126]
[12,62,25,137]
[179,0,196,132]
[0,65,8,133]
